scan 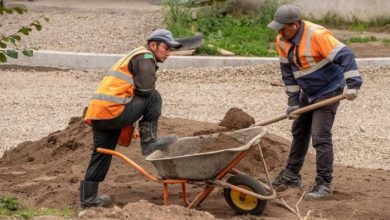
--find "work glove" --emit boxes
[286,105,299,120]
[344,87,359,100]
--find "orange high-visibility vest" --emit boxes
[85,46,155,124]
[276,20,344,71]
[84,46,156,147]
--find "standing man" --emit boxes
[267,5,362,198]
[80,29,182,208]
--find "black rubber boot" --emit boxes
[139,121,177,156]
[80,180,112,209]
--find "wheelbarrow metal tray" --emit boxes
[146,127,267,180]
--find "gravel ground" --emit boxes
[1,0,389,170]
[2,1,164,54]
[1,65,389,171]
[3,0,390,57]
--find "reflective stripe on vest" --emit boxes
[108,70,134,85]
[279,56,289,64]
[327,43,345,61]
[344,70,360,79]
[293,59,329,78]
[304,24,321,66]
[277,21,346,79]
[286,85,300,93]
[89,70,134,104]
[111,46,153,71]
[84,46,154,123]
[92,93,133,104]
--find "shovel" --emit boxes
[254,94,346,127]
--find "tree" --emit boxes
[0,0,48,63]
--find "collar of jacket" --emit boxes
[144,44,159,70]
[285,20,305,46]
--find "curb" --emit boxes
[3,50,390,70]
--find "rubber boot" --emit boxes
[139,121,177,156]
[80,180,112,209]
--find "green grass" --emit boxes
[196,14,276,56]
[0,196,74,219]
[164,0,281,56]
[344,36,378,44]
[383,39,390,45]
[164,1,389,56]
[308,12,390,32]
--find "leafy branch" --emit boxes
[0,0,49,62]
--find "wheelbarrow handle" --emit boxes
[255,94,346,126]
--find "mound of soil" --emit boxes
[0,113,289,207]
[219,107,255,129]
[198,133,244,153]
[237,133,293,176]
[1,113,389,220]
[79,200,216,220]
[0,115,227,209]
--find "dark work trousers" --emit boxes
[84,90,162,182]
[286,88,341,183]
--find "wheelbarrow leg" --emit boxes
[188,151,251,209]
[187,186,215,209]
[181,182,190,206]
[163,183,169,206]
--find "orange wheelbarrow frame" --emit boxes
[97,144,276,209]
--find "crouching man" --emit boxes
[80,29,182,208]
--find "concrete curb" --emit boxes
[4,50,390,70]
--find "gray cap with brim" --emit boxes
[267,20,286,31]
[267,4,301,31]
[147,29,182,49]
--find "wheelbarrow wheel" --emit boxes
[223,174,267,215]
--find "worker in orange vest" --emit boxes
[80,29,182,208]
[267,5,362,198]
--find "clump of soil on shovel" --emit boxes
[198,133,244,153]
[219,107,255,129]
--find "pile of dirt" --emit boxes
[237,133,294,176]
[0,115,228,207]
[214,108,292,175]
[198,133,244,153]
[79,200,216,220]
[0,113,289,207]
[218,107,255,129]
[1,113,390,219]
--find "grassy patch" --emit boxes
[164,0,282,56]
[196,14,276,56]
[383,39,390,45]
[0,196,74,219]
[308,12,390,32]
[164,1,389,56]
[344,36,378,44]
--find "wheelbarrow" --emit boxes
[97,94,346,215]
[97,126,277,215]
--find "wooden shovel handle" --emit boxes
[255,94,346,126]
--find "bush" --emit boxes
[0,0,48,63]
[164,0,282,56]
